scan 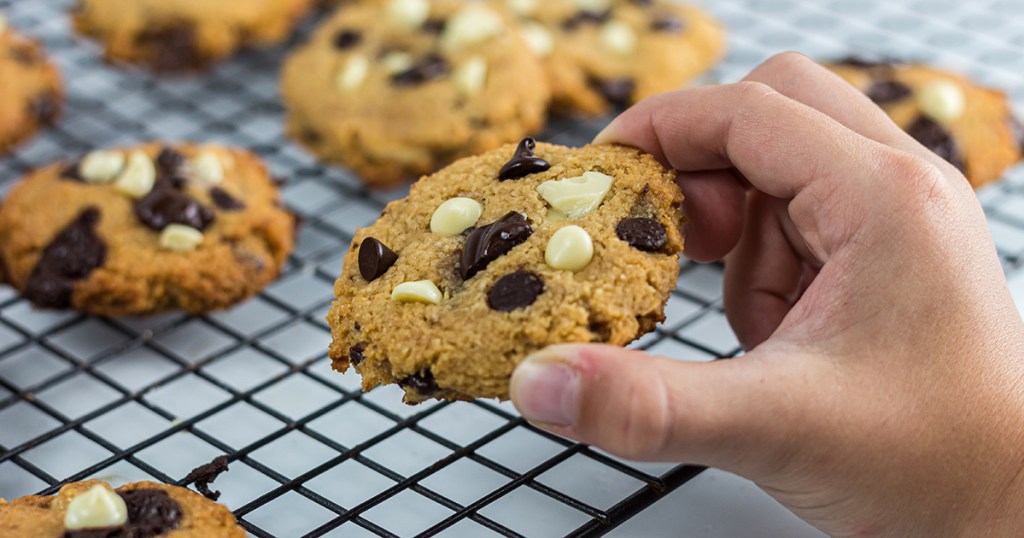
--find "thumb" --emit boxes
[509,343,820,473]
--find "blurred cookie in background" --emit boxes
[0,13,63,155]
[506,0,725,117]
[0,143,296,316]
[71,0,315,72]
[827,58,1024,189]
[282,0,551,188]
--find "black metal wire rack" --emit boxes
[2,0,1024,536]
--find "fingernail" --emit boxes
[592,121,619,145]
[510,349,580,426]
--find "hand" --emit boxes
[509,53,1024,537]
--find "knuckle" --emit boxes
[761,51,815,72]
[585,371,676,461]
[877,149,959,214]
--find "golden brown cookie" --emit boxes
[281,0,551,188]
[327,139,684,403]
[826,58,1024,189]
[71,0,314,72]
[0,480,244,537]
[0,142,295,316]
[506,0,725,116]
[0,14,64,155]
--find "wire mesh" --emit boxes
[1,0,1023,536]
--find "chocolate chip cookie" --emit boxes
[327,139,684,403]
[0,480,244,537]
[506,0,725,116]
[281,0,551,187]
[0,14,64,155]
[0,143,295,315]
[71,0,314,72]
[827,58,1024,189]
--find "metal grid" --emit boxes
[0,0,1022,536]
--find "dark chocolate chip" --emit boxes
[487,271,544,312]
[562,10,611,30]
[133,178,215,231]
[616,217,667,252]
[60,162,82,182]
[906,116,966,173]
[460,212,532,280]
[1010,116,1024,152]
[183,455,230,501]
[866,80,912,104]
[391,54,449,86]
[422,19,446,34]
[333,29,363,49]
[155,147,185,174]
[118,488,183,538]
[399,369,439,396]
[29,92,60,125]
[349,343,365,366]
[358,237,398,281]
[209,187,245,211]
[833,54,901,69]
[24,207,106,309]
[139,24,204,72]
[498,138,551,181]
[651,15,685,32]
[588,77,635,109]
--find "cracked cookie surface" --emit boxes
[327,140,684,403]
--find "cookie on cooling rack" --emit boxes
[826,57,1024,189]
[0,14,63,155]
[0,480,244,537]
[281,0,551,188]
[327,139,684,403]
[71,0,315,72]
[0,142,296,316]
[505,0,725,116]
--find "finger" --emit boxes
[509,343,820,473]
[725,193,821,349]
[678,169,747,262]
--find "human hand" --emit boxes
[509,53,1024,537]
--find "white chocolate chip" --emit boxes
[190,150,224,186]
[336,54,370,93]
[159,224,204,252]
[521,22,554,57]
[113,150,156,198]
[380,51,414,74]
[574,0,611,14]
[545,208,568,222]
[443,6,504,50]
[536,171,614,218]
[430,197,483,235]
[64,484,128,530]
[79,150,125,184]
[453,56,488,96]
[545,225,594,272]
[601,20,637,55]
[388,0,431,28]
[392,280,443,304]
[507,0,539,17]
[918,80,966,123]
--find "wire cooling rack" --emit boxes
[1,0,1023,536]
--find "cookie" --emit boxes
[0,480,244,537]
[827,58,1024,189]
[0,14,64,155]
[0,142,295,316]
[506,0,725,117]
[71,0,314,72]
[326,139,684,403]
[281,0,551,187]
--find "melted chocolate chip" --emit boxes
[155,147,185,174]
[392,54,449,86]
[562,10,611,30]
[616,217,667,252]
[183,455,230,501]
[60,162,82,182]
[209,187,245,211]
[651,15,685,32]
[906,116,966,173]
[866,80,912,104]
[399,369,439,395]
[422,19,446,34]
[25,207,106,309]
[349,343,365,366]
[833,55,900,69]
[133,178,215,231]
[334,29,363,49]
[589,77,635,109]
[29,92,60,125]
[139,24,204,72]
[460,212,533,280]
[119,489,183,537]
[487,271,544,312]
[498,138,551,181]
[358,237,398,281]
